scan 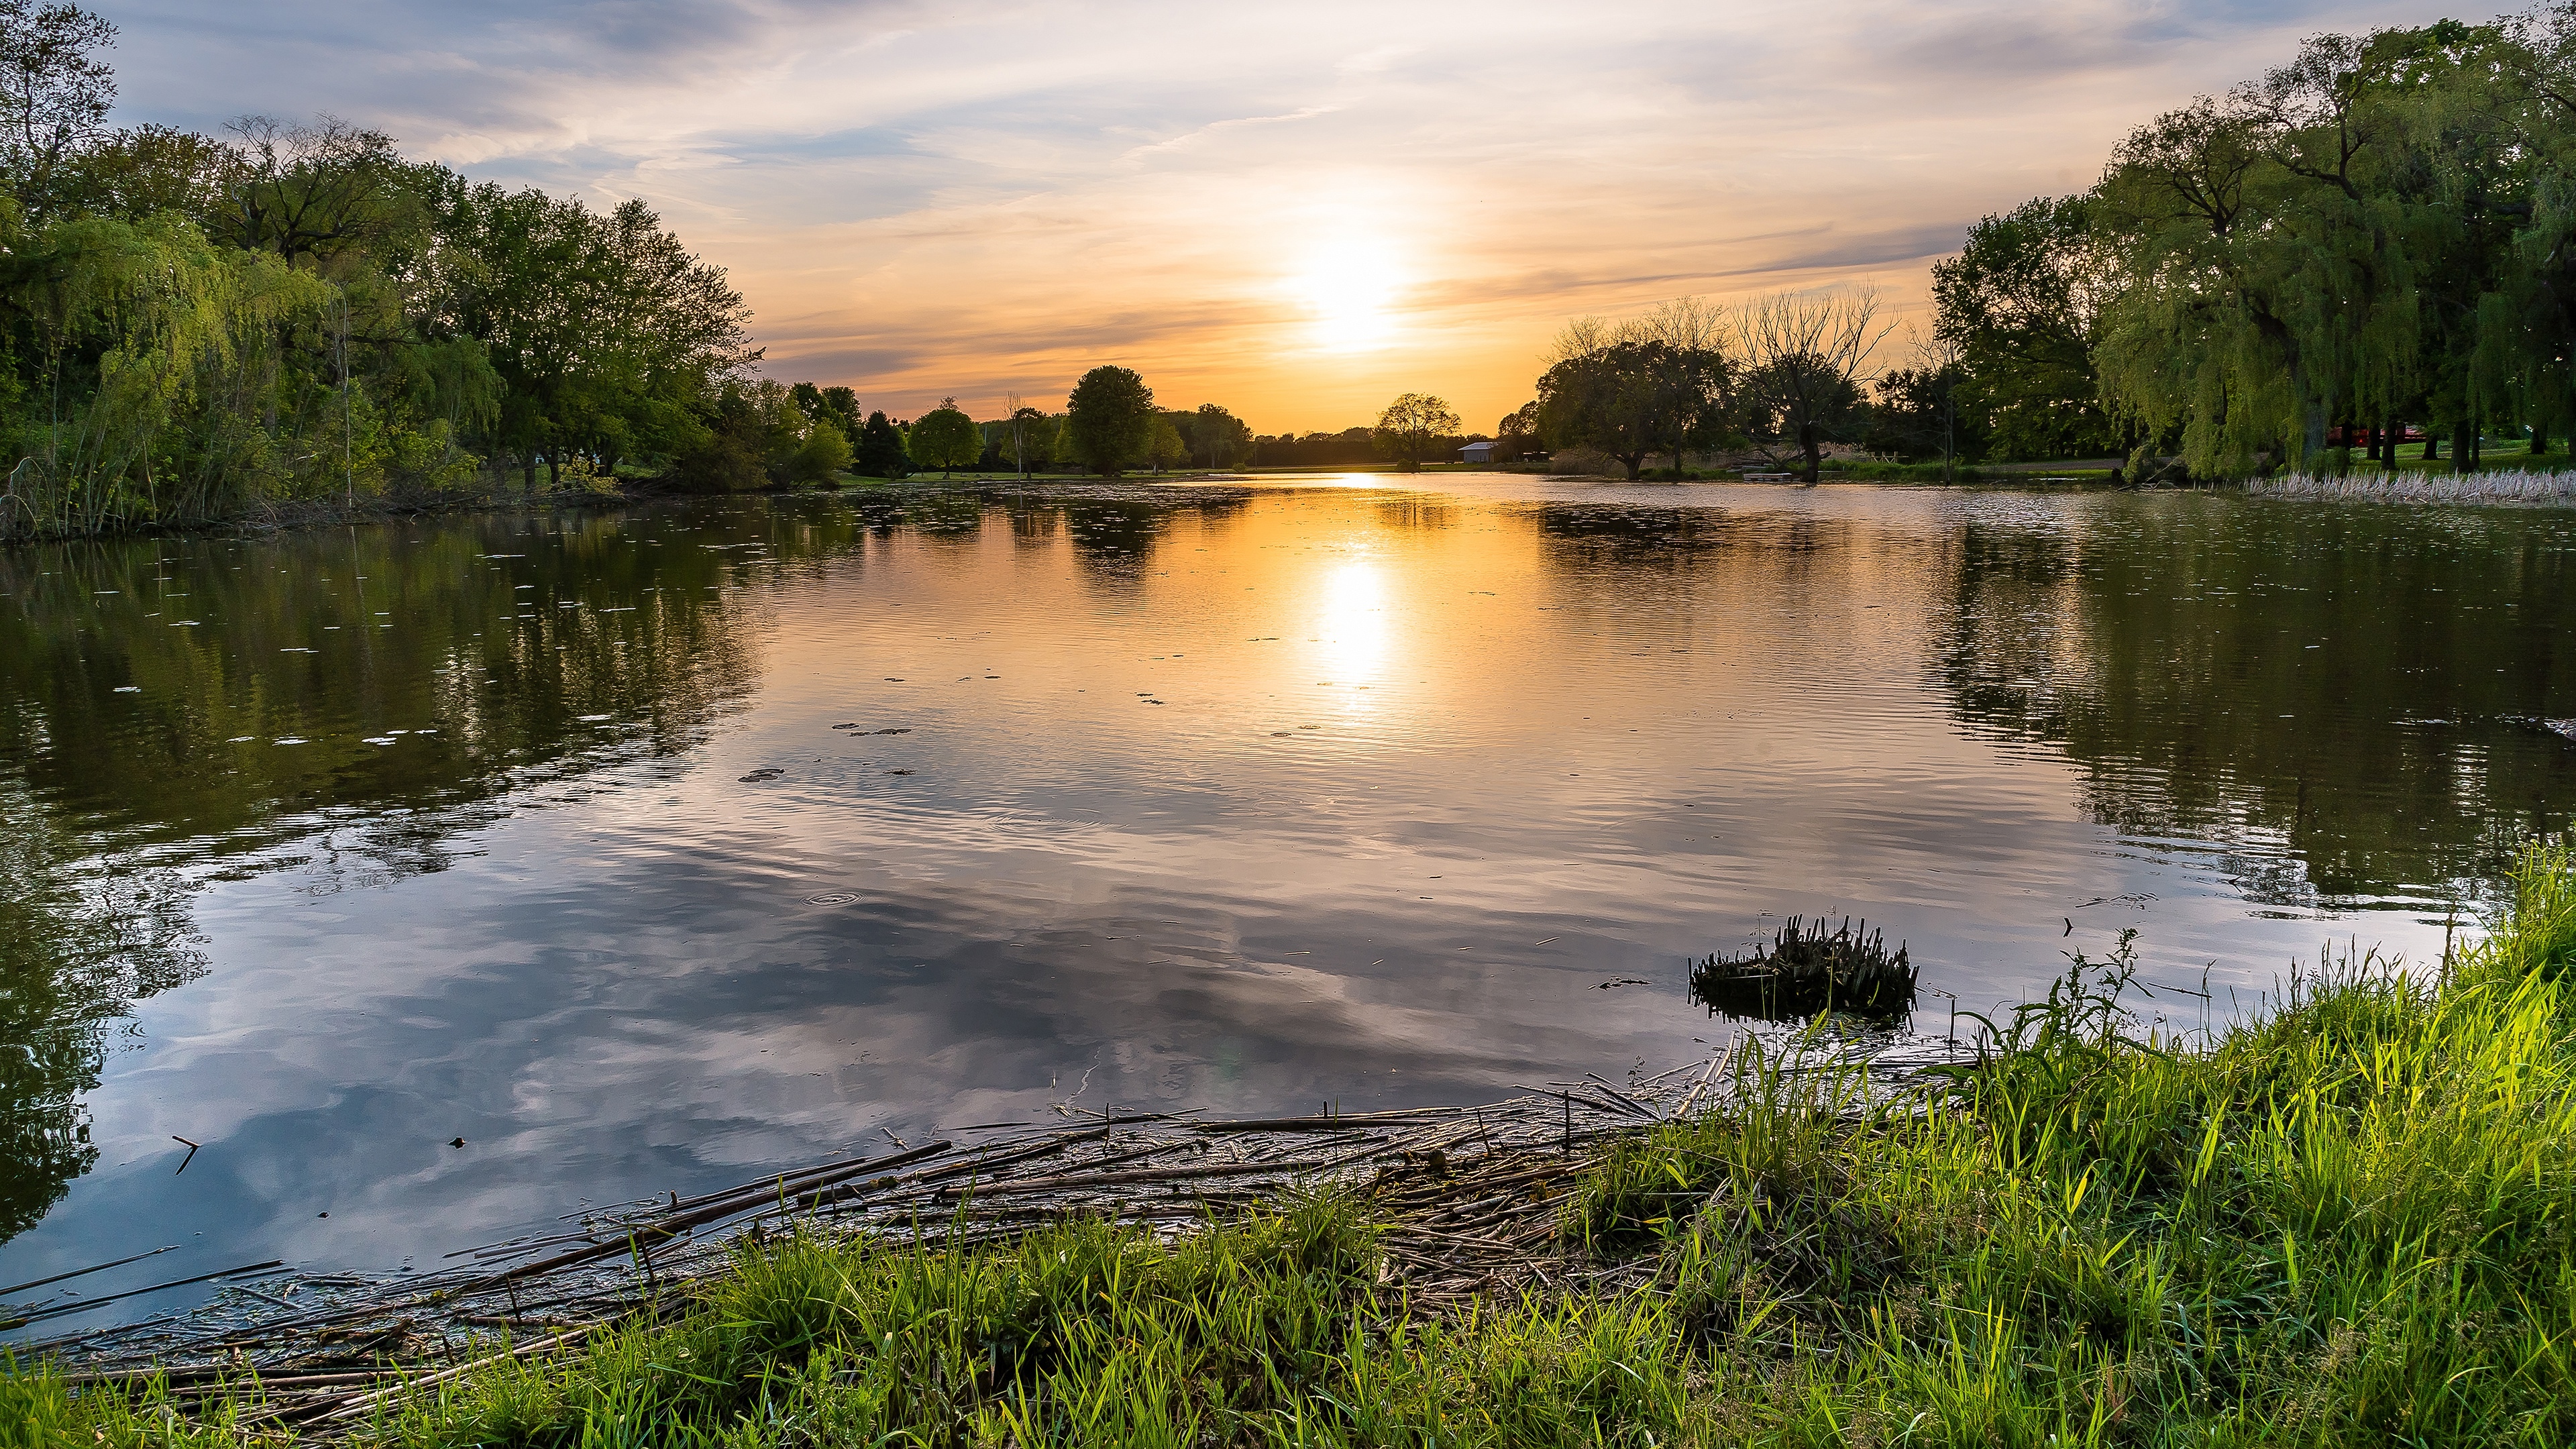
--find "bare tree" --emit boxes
[1733,287,1892,482]
[1538,297,1733,475]
[219,114,425,270]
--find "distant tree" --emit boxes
[1864,330,1982,479]
[1536,341,1727,480]
[1145,415,1189,472]
[1188,402,1252,468]
[1733,288,1891,481]
[217,115,429,269]
[1065,365,1156,476]
[788,418,851,484]
[1496,401,1543,460]
[855,410,909,478]
[1373,392,1460,472]
[908,398,982,478]
[788,382,859,444]
[1004,400,1052,476]
[60,122,227,223]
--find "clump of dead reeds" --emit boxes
[1688,916,1917,1022]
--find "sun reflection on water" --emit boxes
[1311,559,1390,704]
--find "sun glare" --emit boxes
[1313,559,1390,695]
[1293,241,1401,353]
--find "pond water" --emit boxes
[5,475,2574,1330]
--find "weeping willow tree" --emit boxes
[1951,11,2576,480]
[0,4,747,540]
[0,212,332,534]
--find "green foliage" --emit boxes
[1932,196,2122,461]
[1538,339,1725,480]
[1185,402,1250,468]
[1371,391,1462,473]
[1063,365,1155,477]
[906,398,981,477]
[1865,362,1987,470]
[853,410,908,479]
[1143,413,1188,472]
[787,420,850,484]
[2076,19,2576,478]
[0,3,754,537]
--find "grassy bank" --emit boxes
[9,847,2575,1446]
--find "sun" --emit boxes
[1293,240,1401,353]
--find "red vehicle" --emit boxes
[2324,424,2430,447]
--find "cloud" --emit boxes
[1120,106,1340,164]
[98,0,2475,427]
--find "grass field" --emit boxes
[9,845,2575,1446]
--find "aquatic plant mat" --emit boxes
[12,845,2576,1443]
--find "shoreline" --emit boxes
[15,462,2576,551]
[9,847,2575,1442]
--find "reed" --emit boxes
[11,843,2576,1444]
[1688,915,1918,1021]
[2251,468,2576,504]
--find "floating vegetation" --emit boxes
[1689,916,1916,1022]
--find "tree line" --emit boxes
[1930,7,2576,478]
[1513,7,2576,483]
[0,1,761,539]
[1495,290,1896,483]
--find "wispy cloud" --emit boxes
[1121,107,1340,164]
[103,0,2468,429]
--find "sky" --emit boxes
[103,0,2468,434]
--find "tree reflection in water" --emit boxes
[0,786,204,1240]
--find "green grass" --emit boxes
[13,843,2576,1446]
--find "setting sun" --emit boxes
[1293,240,1402,354]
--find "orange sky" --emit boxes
[121,0,2469,433]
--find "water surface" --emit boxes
[4,476,2571,1327]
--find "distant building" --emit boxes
[1458,441,1497,464]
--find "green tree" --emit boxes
[855,411,908,478]
[1496,402,1543,461]
[908,398,981,478]
[1732,289,1889,481]
[1372,392,1461,472]
[789,418,851,484]
[1064,366,1155,477]
[1004,403,1053,477]
[1538,341,1725,479]
[0,0,113,223]
[1188,402,1251,468]
[1145,414,1189,472]
[1931,197,2121,460]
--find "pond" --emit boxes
[4,475,2573,1330]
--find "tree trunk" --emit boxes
[2533,417,2551,456]
[2455,420,2475,475]
[1800,424,1821,483]
[2424,433,2439,460]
